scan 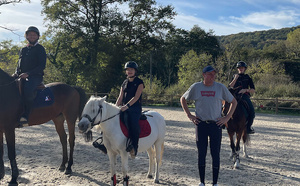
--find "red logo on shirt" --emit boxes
[201,91,215,97]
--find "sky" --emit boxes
[0,0,300,44]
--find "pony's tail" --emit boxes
[73,86,87,119]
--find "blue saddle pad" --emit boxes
[32,87,54,108]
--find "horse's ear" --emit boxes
[103,95,107,100]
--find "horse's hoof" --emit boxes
[59,166,66,172]
[65,169,72,175]
[0,172,4,180]
[147,175,153,179]
[154,179,159,184]
[8,180,18,186]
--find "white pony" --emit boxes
[78,96,166,186]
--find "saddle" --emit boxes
[18,78,45,95]
[18,79,54,109]
[120,111,151,138]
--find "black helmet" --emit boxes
[236,61,247,68]
[124,61,138,70]
[25,26,40,36]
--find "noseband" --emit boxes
[82,105,121,127]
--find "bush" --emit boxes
[140,75,165,102]
[291,102,299,108]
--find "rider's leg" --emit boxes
[127,110,141,157]
[22,76,42,120]
[243,95,255,134]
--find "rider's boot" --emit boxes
[247,126,255,134]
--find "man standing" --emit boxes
[180,65,237,186]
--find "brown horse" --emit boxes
[223,88,250,169]
[0,68,86,185]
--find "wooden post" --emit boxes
[275,98,278,114]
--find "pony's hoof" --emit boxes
[147,175,153,179]
[154,179,159,184]
[65,169,72,175]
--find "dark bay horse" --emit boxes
[223,88,250,169]
[0,68,86,184]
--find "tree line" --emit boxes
[1,0,300,100]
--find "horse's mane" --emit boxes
[103,99,120,113]
[0,68,14,84]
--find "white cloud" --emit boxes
[232,10,299,28]
[0,0,45,42]
[172,14,260,36]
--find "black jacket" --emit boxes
[15,43,46,77]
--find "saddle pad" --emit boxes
[120,119,151,138]
[32,87,54,108]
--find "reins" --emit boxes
[0,79,17,87]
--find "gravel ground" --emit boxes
[1,106,299,186]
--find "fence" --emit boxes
[87,93,300,114]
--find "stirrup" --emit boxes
[93,136,107,154]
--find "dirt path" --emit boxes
[1,106,299,186]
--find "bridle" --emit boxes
[82,104,121,127]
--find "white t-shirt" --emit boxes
[183,81,234,121]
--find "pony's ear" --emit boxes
[103,95,107,100]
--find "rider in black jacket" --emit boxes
[13,26,46,122]
[229,61,255,134]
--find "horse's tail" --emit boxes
[244,131,251,146]
[73,86,87,119]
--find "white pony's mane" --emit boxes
[88,96,120,114]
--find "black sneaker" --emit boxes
[93,141,107,154]
[247,127,255,134]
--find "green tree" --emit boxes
[178,50,212,88]
[41,0,176,92]
[286,28,300,58]
[0,40,19,74]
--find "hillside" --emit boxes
[218,25,300,49]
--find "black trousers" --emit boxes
[196,121,222,184]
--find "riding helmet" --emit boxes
[124,61,138,71]
[236,61,247,68]
[25,26,40,36]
